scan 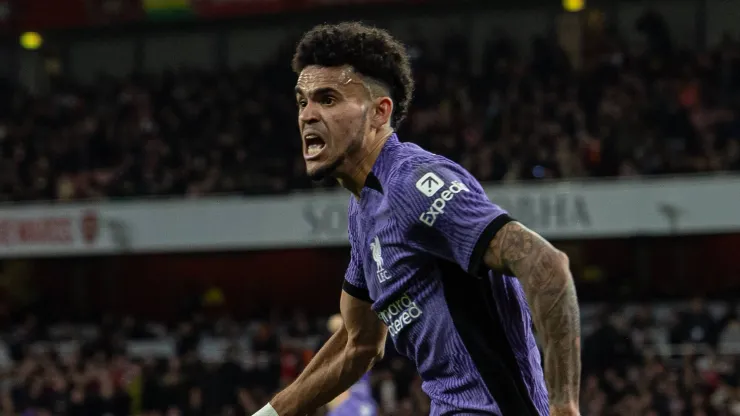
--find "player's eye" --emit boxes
[320,96,336,106]
[297,99,307,108]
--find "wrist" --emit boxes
[253,403,279,416]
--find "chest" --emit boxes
[352,200,426,303]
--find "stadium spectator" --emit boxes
[3,26,740,202]
[0,300,739,415]
[670,298,719,348]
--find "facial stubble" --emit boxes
[306,110,369,182]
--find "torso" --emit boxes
[347,138,549,415]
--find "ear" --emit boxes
[371,96,394,129]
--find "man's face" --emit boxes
[295,65,370,181]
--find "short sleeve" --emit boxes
[342,200,372,302]
[389,158,513,276]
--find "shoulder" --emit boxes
[385,145,480,203]
[348,194,359,214]
[347,196,361,232]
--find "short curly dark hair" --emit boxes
[292,22,414,129]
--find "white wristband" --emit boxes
[253,403,279,416]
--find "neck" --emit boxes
[337,129,393,197]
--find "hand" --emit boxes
[550,403,580,416]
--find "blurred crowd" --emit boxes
[3,12,740,202]
[582,299,740,415]
[0,299,740,415]
[0,307,432,416]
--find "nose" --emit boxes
[299,101,320,125]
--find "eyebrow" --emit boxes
[294,86,340,97]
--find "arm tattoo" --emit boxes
[484,221,581,408]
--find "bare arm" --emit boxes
[269,291,387,416]
[483,221,581,412]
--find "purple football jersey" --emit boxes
[342,134,549,415]
[327,374,377,416]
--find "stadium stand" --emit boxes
[2,27,740,202]
[2,299,740,415]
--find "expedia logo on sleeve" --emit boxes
[377,293,423,337]
[418,180,470,227]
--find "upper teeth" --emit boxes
[305,134,323,156]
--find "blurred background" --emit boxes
[0,0,739,415]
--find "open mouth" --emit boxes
[304,134,326,159]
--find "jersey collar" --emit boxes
[362,133,401,194]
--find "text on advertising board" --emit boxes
[493,193,591,231]
[0,211,99,246]
[303,203,348,237]
[0,175,739,257]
